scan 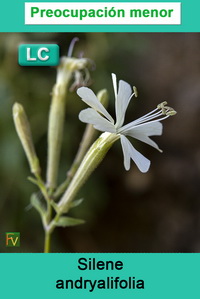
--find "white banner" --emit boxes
[25,2,181,25]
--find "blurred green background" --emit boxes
[0,33,199,252]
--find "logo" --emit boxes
[18,44,59,66]
[6,232,20,247]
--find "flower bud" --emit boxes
[13,103,40,175]
[97,89,109,108]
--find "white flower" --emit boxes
[77,73,176,173]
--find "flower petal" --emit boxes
[121,121,163,136]
[79,108,116,133]
[126,132,162,152]
[123,122,163,151]
[111,73,117,100]
[120,135,131,170]
[77,87,114,123]
[120,135,150,172]
[133,122,163,136]
[119,110,164,134]
[115,80,132,128]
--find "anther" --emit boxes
[133,86,138,98]
[166,109,177,116]
[157,101,168,110]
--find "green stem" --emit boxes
[44,230,51,253]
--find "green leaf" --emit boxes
[31,193,46,216]
[28,176,38,186]
[70,198,84,209]
[54,216,85,227]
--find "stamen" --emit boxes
[118,110,164,133]
[157,101,177,116]
[166,109,177,116]
[133,115,170,128]
[133,86,138,97]
[134,107,159,122]
[157,101,168,109]
[127,92,136,104]
[67,37,79,57]
[121,109,162,130]
[124,86,138,107]
[135,109,162,124]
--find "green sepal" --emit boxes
[31,193,46,217]
[70,198,84,209]
[54,216,85,227]
[56,198,84,214]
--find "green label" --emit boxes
[5,232,20,247]
[18,44,59,66]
